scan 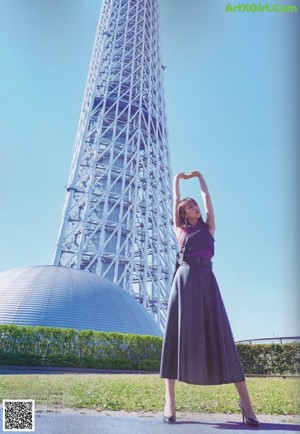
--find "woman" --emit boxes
[160,170,259,427]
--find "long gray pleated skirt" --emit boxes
[160,261,245,385]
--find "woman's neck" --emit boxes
[188,218,199,226]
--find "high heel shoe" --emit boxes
[238,400,259,427]
[163,400,176,424]
[163,414,176,424]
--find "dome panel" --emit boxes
[0,266,162,337]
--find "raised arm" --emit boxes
[173,172,186,235]
[189,170,216,235]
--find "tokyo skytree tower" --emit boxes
[53,0,177,328]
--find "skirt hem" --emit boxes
[159,374,245,386]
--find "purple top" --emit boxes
[178,222,214,260]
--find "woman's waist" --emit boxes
[184,249,213,260]
[183,255,213,269]
[175,249,213,268]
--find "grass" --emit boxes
[0,374,299,415]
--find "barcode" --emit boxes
[3,400,35,432]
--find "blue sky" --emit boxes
[0,0,299,341]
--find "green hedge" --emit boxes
[237,343,300,375]
[0,325,162,371]
[0,325,299,375]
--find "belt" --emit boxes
[184,256,212,269]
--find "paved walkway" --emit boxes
[1,408,299,434]
[0,365,151,375]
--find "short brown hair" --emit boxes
[178,197,210,229]
[178,198,198,227]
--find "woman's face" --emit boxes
[183,201,201,223]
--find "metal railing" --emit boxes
[235,336,300,345]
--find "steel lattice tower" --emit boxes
[53,0,177,329]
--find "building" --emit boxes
[0,266,162,336]
[53,0,176,329]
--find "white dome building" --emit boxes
[0,265,162,337]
